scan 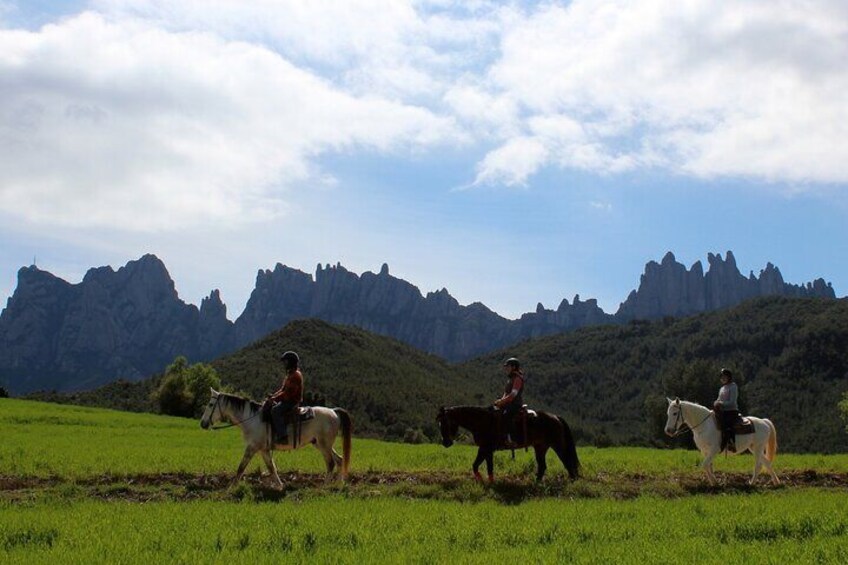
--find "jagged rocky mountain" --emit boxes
[617,251,835,320]
[0,251,836,393]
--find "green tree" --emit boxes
[840,391,848,433]
[153,357,221,418]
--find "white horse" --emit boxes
[665,398,779,485]
[200,389,352,488]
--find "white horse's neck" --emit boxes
[680,401,713,433]
[219,395,257,425]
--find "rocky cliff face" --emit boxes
[0,255,230,393]
[0,251,837,393]
[616,251,835,321]
[233,263,612,362]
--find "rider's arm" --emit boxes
[269,376,288,403]
[277,371,303,403]
[495,376,523,408]
[714,385,727,408]
[714,383,738,410]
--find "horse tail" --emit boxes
[557,415,581,479]
[334,408,352,478]
[765,418,777,462]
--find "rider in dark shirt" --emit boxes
[494,357,525,445]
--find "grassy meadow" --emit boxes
[2,398,848,563]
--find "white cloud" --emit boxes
[92,0,505,100]
[478,0,848,185]
[0,12,461,230]
[2,0,847,231]
[473,136,548,187]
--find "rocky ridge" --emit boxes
[0,252,836,393]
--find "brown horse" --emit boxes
[436,406,580,482]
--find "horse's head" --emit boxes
[664,397,682,436]
[200,388,222,430]
[435,406,458,448]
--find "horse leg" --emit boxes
[534,445,548,482]
[315,439,337,482]
[231,445,257,488]
[750,449,764,485]
[331,448,343,469]
[472,447,486,481]
[260,450,283,489]
[485,448,495,483]
[701,452,717,485]
[551,444,573,480]
[763,457,780,485]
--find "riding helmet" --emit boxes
[503,357,521,369]
[720,367,733,380]
[280,350,300,369]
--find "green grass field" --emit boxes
[2,398,848,563]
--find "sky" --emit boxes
[1,0,847,320]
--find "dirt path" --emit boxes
[2,469,847,503]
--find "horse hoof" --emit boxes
[473,472,482,482]
[487,475,494,484]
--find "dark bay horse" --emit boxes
[436,406,580,482]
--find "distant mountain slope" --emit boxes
[461,296,848,453]
[210,319,488,439]
[28,297,848,453]
[0,251,836,393]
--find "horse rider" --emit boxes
[264,350,304,444]
[713,367,739,452]
[493,357,526,446]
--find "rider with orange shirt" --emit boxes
[267,350,304,444]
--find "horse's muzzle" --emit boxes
[201,420,209,430]
[442,439,453,448]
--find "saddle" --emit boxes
[496,405,535,449]
[294,406,316,422]
[260,404,315,424]
[268,405,316,448]
[714,414,756,435]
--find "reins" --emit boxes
[669,405,713,438]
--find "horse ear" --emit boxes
[666,397,673,404]
[210,387,218,396]
[674,396,680,404]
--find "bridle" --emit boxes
[437,409,456,444]
[205,394,261,431]
[668,403,712,438]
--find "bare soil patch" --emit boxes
[2,470,846,504]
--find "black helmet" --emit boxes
[720,368,733,380]
[280,351,299,370]
[503,357,520,369]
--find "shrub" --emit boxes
[153,357,221,417]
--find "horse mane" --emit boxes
[679,400,711,414]
[219,392,262,413]
[445,406,494,416]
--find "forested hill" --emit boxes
[27,297,848,452]
[460,296,848,453]
[209,319,489,439]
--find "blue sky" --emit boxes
[1,1,847,319]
